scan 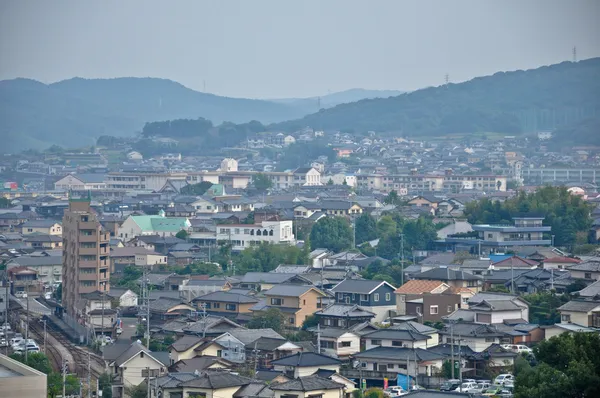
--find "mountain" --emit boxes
[272,88,405,113]
[0,77,307,151]
[272,58,600,138]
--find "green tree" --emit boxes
[175,229,189,240]
[524,292,569,325]
[48,372,80,398]
[0,197,12,208]
[355,213,377,244]
[247,308,286,333]
[235,243,307,274]
[175,262,222,276]
[9,352,52,374]
[99,373,113,398]
[327,178,334,185]
[383,190,402,206]
[125,384,148,398]
[376,215,397,238]
[301,314,319,330]
[252,173,273,191]
[180,181,214,196]
[310,217,353,252]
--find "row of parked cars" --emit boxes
[0,324,40,354]
[440,374,514,397]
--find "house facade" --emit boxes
[331,280,397,323]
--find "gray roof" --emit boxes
[440,323,503,337]
[419,253,457,265]
[273,265,311,274]
[227,328,285,345]
[8,256,61,267]
[331,279,395,294]
[413,267,482,281]
[20,219,60,228]
[170,356,233,373]
[576,280,600,298]
[569,260,600,272]
[558,300,600,313]
[315,304,375,318]
[270,376,344,392]
[270,352,341,367]
[112,342,156,367]
[265,284,321,297]
[362,329,431,341]
[73,173,106,183]
[150,297,189,312]
[319,328,357,338]
[239,272,305,284]
[179,371,252,389]
[234,382,274,398]
[354,347,444,362]
[388,321,438,335]
[170,335,205,352]
[470,300,524,311]
[192,291,258,304]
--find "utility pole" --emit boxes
[450,321,455,379]
[458,336,463,391]
[101,288,105,346]
[316,323,321,354]
[88,351,92,398]
[399,233,405,286]
[25,287,29,362]
[62,356,67,398]
[42,318,47,355]
[200,302,207,338]
[146,366,151,398]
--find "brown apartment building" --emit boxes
[62,195,110,316]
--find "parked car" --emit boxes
[470,382,492,393]
[460,382,479,392]
[10,337,24,348]
[440,380,461,391]
[513,344,533,354]
[482,385,504,396]
[97,335,113,345]
[0,339,7,347]
[14,342,38,354]
[494,374,514,385]
[383,387,409,397]
[14,291,27,298]
[26,346,40,353]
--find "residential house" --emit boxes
[491,255,538,270]
[568,259,600,281]
[54,173,107,191]
[349,347,444,381]
[411,267,483,293]
[168,356,233,373]
[467,292,529,324]
[314,304,376,328]
[362,329,434,350]
[149,297,194,321]
[270,375,346,398]
[271,352,341,378]
[156,371,252,398]
[118,211,191,240]
[319,201,363,217]
[331,280,397,322]
[106,287,138,307]
[319,329,361,359]
[439,323,504,352]
[211,328,286,363]
[192,291,258,320]
[78,291,117,336]
[19,220,62,236]
[558,299,600,328]
[253,285,327,328]
[405,292,462,323]
[394,279,450,315]
[215,220,295,252]
[7,256,62,286]
[179,279,232,302]
[237,272,312,291]
[168,335,209,364]
[407,195,440,209]
[0,212,28,232]
[23,234,62,249]
[541,256,582,270]
[388,321,440,347]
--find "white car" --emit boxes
[14,291,27,298]
[383,387,409,397]
[513,344,533,354]
[494,374,514,385]
[97,335,113,344]
[460,382,479,392]
[9,337,23,347]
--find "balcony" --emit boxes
[79,234,99,243]
[79,260,99,268]
[79,247,98,256]
[79,273,98,281]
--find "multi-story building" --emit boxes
[62,195,110,316]
[215,220,295,251]
[445,214,552,250]
[105,172,188,191]
[523,168,600,185]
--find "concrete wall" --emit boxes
[0,354,47,398]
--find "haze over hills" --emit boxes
[0,78,407,152]
[272,88,405,112]
[272,58,600,139]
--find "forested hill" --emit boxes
[0,77,305,152]
[272,58,600,137]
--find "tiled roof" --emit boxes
[543,256,582,264]
[394,280,447,294]
[270,376,344,392]
[332,279,395,294]
[558,300,600,313]
[270,352,341,367]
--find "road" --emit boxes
[117,316,139,343]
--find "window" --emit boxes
[561,314,571,322]
[271,298,283,306]
[585,273,592,279]
[392,341,403,347]
[345,297,350,304]
[487,233,493,239]
[188,393,207,398]
[324,319,332,326]
[340,341,351,347]
[371,339,382,346]
[485,337,496,342]
[467,280,478,287]
[374,293,380,302]
[226,304,237,311]
[447,305,453,312]
[303,299,306,305]
[361,294,368,301]
[213,303,220,309]
[430,305,438,315]
[289,317,295,324]
[385,293,391,301]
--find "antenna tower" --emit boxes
[445,73,449,86]
[572,46,577,63]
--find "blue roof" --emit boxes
[489,254,512,263]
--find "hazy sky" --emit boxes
[1,0,599,98]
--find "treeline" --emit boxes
[272,58,600,136]
[464,186,593,247]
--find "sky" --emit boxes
[1,0,599,99]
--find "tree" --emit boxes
[180,181,213,196]
[99,373,113,398]
[175,262,222,276]
[523,292,568,325]
[383,190,402,206]
[234,243,308,274]
[247,308,286,333]
[175,229,189,240]
[355,213,377,244]
[125,384,148,398]
[327,178,334,185]
[302,314,319,330]
[310,217,353,253]
[376,215,397,238]
[0,197,12,208]
[515,332,600,398]
[253,173,273,191]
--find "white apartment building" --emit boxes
[105,172,188,191]
[216,220,295,251]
